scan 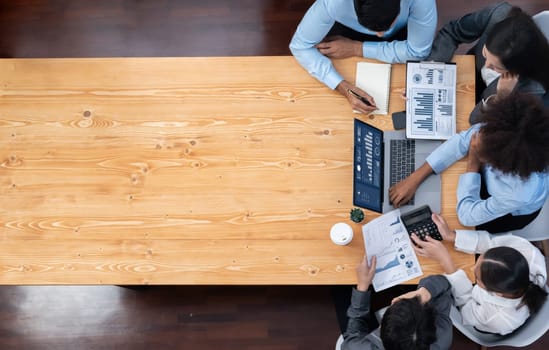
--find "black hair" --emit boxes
[380,297,437,350]
[485,7,549,89]
[354,0,400,32]
[479,92,549,178]
[481,247,548,314]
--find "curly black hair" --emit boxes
[479,92,549,179]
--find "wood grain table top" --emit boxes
[0,56,475,284]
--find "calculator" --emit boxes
[400,205,443,241]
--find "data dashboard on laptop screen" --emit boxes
[353,119,383,212]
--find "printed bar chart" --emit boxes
[406,61,457,139]
[411,90,434,132]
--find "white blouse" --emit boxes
[444,230,547,335]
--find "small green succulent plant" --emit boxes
[350,208,365,223]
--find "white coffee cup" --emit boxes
[330,223,353,245]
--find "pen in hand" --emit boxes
[347,89,375,107]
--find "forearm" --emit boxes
[456,173,513,226]
[466,154,481,173]
[409,162,434,186]
[439,255,457,274]
[428,2,512,62]
[426,125,480,173]
[443,269,474,307]
[362,40,430,64]
[335,80,352,96]
[344,288,374,338]
[418,275,452,299]
[288,0,342,89]
[289,44,343,89]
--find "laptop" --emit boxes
[353,118,442,213]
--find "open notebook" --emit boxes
[355,62,392,115]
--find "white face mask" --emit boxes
[481,66,501,86]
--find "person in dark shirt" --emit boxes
[341,255,453,349]
[427,3,549,123]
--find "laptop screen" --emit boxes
[353,119,383,213]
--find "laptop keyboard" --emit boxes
[389,139,415,205]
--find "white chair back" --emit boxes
[335,334,344,350]
[450,285,549,347]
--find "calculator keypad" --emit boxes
[407,221,443,241]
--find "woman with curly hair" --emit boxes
[389,92,549,233]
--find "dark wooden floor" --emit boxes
[0,1,547,349]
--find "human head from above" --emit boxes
[475,246,547,313]
[477,92,549,179]
[380,297,437,350]
[484,6,549,88]
[353,0,400,34]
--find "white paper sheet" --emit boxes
[355,62,392,115]
[362,209,423,291]
[406,61,456,140]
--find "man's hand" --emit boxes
[431,213,456,242]
[388,175,420,208]
[356,255,377,291]
[496,72,519,98]
[336,80,377,114]
[411,234,457,274]
[391,287,432,305]
[316,35,362,59]
[467,133,482,173]
[388,163,433,208]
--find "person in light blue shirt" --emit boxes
[289,0,437,114]
[389,92,549,233]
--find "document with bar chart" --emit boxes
[405,61,456,140]
[362,209,423,291]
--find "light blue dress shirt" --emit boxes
[426,124,549,227]
[289,0,437,89]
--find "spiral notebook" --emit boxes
[355,62,392,115]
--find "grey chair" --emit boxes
[533,10,549,39]
[449,285,549,349]
[335,306,388,349]
[512,197,549,256]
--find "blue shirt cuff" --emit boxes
[362,42,378,59]
[325,71,344,90]
[425,155,444,174]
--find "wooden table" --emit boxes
[0,56,475,284]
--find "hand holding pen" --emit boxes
[336,80,377,114]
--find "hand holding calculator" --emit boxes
[400,205,443,241]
